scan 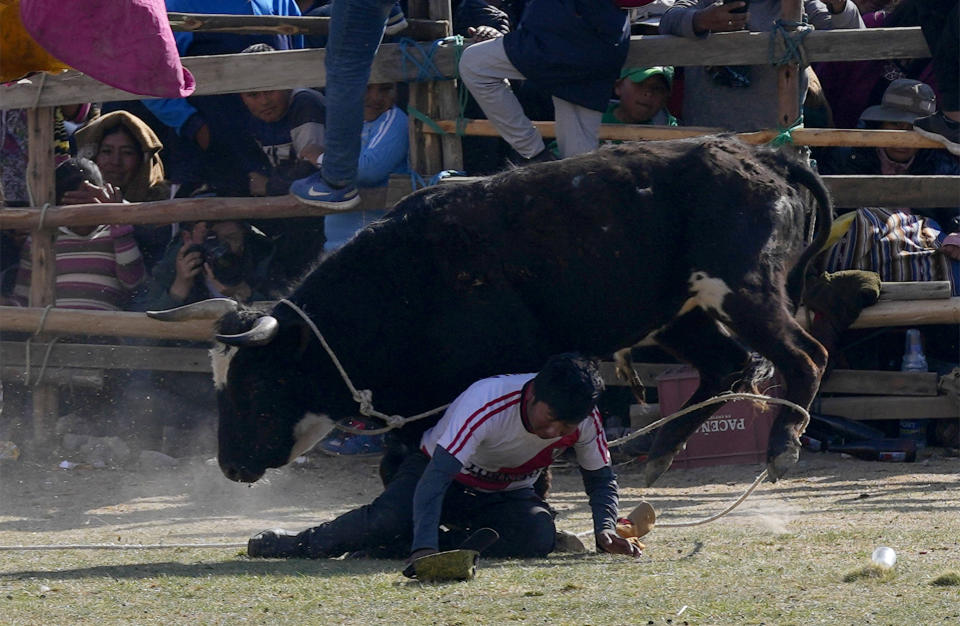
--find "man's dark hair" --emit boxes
[532,353,604,424]
[55,157,104,204]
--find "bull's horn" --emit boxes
[216,315,279,346]
[147,298,240,321]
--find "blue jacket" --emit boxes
[502,0,630,112]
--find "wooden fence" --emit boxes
[1,3,958,440]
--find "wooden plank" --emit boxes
[1,367,104,388]
[429,120,948,150]
[0,28,929,110]
[0,307,214,341]
[819,369,939,396]
[826,175,960,208]
[879,282,952,301]
[167,13,449,40]
[26,107,58,441]
[848,297,960,328]
[0,342,211,373]
[776,0,802,130]
[814,394,959,420]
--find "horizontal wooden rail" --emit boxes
[0,28,928,110]
[429,121,946,149]
[1,175,955,230]
[0,341,211,372]
[0,307,214,341]
[168,12,449,40]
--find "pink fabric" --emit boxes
[19,0,194,98]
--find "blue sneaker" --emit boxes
[290,171,361,210]
[384,2,408,36]
[318,417,385,456]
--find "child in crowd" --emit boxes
[11,158,146,311]
[605,66,678,127]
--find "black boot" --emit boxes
[247,528,306,558]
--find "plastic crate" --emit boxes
[656,366,777,469]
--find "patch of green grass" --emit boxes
[842,564,896,582]
[930,572,960,586]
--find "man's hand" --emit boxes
[466,25,503,42]
[298,144,324,167]
[597,529,643,558]
[692,2,749,34]
[61,181,123,205]
[169,240,204,302]
[248,171,268,197]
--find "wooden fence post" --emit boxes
[776,0,802,129]
[26,107,59,443]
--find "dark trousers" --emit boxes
[917,0,959,111]
[298,452,557,559]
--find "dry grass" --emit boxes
[1,452,958,624]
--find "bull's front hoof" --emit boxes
[766,440,801,482]
[642,452,676,487]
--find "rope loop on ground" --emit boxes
[278,298,450,436]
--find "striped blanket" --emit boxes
[821,208,960,296]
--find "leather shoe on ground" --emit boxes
[247,528,305,558]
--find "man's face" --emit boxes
[525,386,579,440]
[614,75,671,124]
[95,130,142,188]
[363,83,397,122]
[878,121,919,163]
[241,89,293,123]
[210,221,246,255]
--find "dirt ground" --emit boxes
[0,446,957,552]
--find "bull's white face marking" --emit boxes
[210,344,238,390]
[287,412,336,464]
[686,271,733,321]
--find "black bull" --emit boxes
[149,136,832,487]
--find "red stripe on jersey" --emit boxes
[590,408,610,464]
[448,393,521,456]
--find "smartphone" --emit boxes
[723,0,749,14]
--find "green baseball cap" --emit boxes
[619,66,674,87]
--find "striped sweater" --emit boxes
[13,225,146,310]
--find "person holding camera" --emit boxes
[137,220,280,310]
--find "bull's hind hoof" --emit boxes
[766,442,801,482]
[247,528,305,558]
[642,453,676,487]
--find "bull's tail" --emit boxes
[777,157,834,307]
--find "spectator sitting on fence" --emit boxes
[322,82,410,252]
[457,0,630,163]
[237,43,328,281]
[11,158,147,311]
[658,0,864,132]
[72,111,174,273]
[136,220,282,311]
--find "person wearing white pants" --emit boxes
[457,0,630,162]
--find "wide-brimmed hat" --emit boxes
[619,66,674,88]
[860,79,936,124]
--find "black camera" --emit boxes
[186,232,244,286]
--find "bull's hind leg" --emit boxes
[643,309,756,486]
[720,292,828,481]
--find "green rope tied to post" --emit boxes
[769,115,804,147]
[401,36,469,136]
[768,18,812,68]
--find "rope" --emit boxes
[37,202,51,230]
[23,304,58,386]
[277,298,449,435]
[768,19,812,68]
[0,542,246,552]
[398,36,460,82]
[606,391,811,448]
[768,116,805,148]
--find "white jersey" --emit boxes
[419,373,610,492]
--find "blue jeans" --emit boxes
[323,0,396,187]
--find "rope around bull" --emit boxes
[282,296,811,531]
